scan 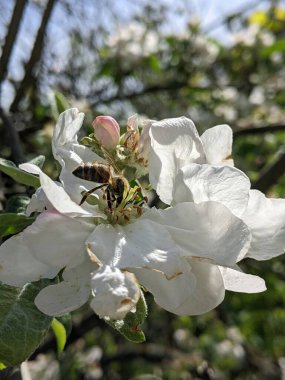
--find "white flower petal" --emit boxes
[0,209,91,288]
[90,265,140,320]
[25,187,52,216]
[51,108,105,206]
[35,260,93,316]
[0,235,60,287]
[219,266,266,293]
[19,163,98,217]
[52,108,100,171]
[144,202,251,266]
[173,164,250,217]
[201,124,233,165]
[86,219,183,279]
[18,210,93,269]
[149,117,205,204]
[242,190,285,260]
[134,259,225,316]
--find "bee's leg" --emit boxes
[80,184,107,205]
[116,193,123,207]
[106,186,114,210]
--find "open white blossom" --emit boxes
[148,116,285,262]
[0,109,139,319]
[0,109,267,321]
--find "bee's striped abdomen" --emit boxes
[72,163,111,183]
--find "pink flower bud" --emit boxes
[92,116,120,149]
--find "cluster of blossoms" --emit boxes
[0,108,285,321]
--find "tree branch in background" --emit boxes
[10,0,57,113]
[252,149,285,193]
[233,123,285,192]
[90,81,207,106]
[0,107,24,164]
[0,0,28,164]
[234,124,285,137]
[0,0,28,84]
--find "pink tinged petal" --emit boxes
[219,266,266,293]
[137,120,151,165]
[173,164,250,217]
[201,124,233,165]
[19,163,97,217]
[127,114,139,132]
[34,260,93,316]
[93,116,120,150]
[149,117,205,205]
[123,114,139,151]
[242,190,285,260]
[134,259,225,316]
[86,219,183,279]
[90,265,140,320]
[144,202,251,266]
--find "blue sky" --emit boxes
[0,0,284,109]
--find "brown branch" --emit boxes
[90,82,207,106]
[9,0,57,113]
[0,0,28,83]
[234,124,285,137]
[0,107,24,164]
[100,344,180,367]
[252,149,285,193]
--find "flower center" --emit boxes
[73,162,147,225]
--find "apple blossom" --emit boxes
[147,116,285,262]
[0,109,268,324]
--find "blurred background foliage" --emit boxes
[0,0,285,379]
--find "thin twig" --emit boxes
[252,149,285,193]
[234,124,285,137]
[90,82,207,106]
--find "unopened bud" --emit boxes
[92,116,120,149]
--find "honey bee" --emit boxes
[72,162,129,208]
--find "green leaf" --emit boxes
[56,313,72,338]
[0,158,40,188]
[0,213,35,238]
[261,39,285,57]
[0,363,6,370]
[50,92,69,119]
[28,155,45,169]
[0,280,54,366]
[51,318,67,354]
[5,195,30,214]
[105,291,148,343]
